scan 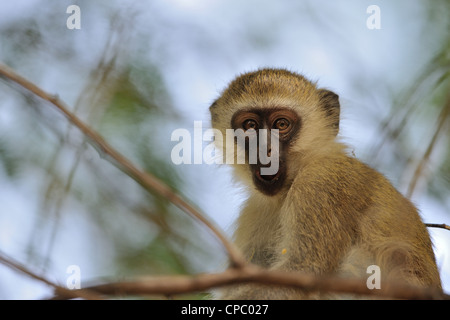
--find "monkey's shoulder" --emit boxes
[290,153,401,206]
[295,153,383,187]
[290,152,419,218]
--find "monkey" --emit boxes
[209,68,442,299]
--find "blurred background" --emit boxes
[0,0,448,299]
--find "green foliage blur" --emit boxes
[0,0,448,299]
[0,1,221,299]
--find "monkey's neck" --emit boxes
[235,191,284,266]
[250,187,288,205]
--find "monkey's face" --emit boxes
[210,68,340,196]
[231,108,300,196]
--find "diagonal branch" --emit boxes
[0,62,246,268]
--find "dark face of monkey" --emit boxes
[210,68,340,197]
[231,107,301,196]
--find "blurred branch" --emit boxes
[372,64,446,161]
[0,250,102,300]
[407,91,450,198]
[37,21,128,271]
[51,265,449,300]
[0,62,246,269]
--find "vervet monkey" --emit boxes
[209,68,442,299]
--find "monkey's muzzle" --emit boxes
[251,162,286,196]
[255,166,281,183]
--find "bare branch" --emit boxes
[0,62,246,268]
[52,265,449,300]
[425,223,450,231]
[3,244,446,300]
[0,250,102,300]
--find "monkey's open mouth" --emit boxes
[251,163,285,196]
[254,166,282,183]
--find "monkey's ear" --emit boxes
[209,100,219,123]
[209,99,218,110]
[318,89,340,135]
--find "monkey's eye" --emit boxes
[274,118,290,131]
[243,119,258,131]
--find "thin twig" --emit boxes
[0,62,246,268]
[425,223,450,231]
[0,250,102,300]
[407,91,450,198]
[40,23,127,270]
[51,265,449,300]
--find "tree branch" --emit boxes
[2,247,447,300]
[0,250,102,300]
[0,62,246,268]
[425,223,450,231]
[51,265,449,300]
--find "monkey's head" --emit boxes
[210,68,341,196]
